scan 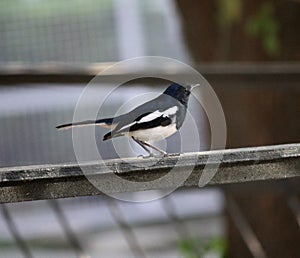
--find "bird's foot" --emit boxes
[138,152,169,159]
[137,151,179,158]
[137,153,155,159]
[167,152,181,157]
[156,150,168,157]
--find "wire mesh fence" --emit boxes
[0,0,189,64]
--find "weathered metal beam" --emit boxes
[0,63,300,86]
[1,143,300,203]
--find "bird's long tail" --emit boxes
[56,118,115,130]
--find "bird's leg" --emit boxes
[132,137,168,157]
[131,137,153,157]
[140,140,168,156]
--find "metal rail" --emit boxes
[0,63,300,86]
[1,143,300,203]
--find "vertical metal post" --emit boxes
[106,198,147,258]
[0,203,33,258]
[48,200,90,258]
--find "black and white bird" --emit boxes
[56,83,199,156]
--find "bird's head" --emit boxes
[163,83,200,106]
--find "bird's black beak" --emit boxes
[186,84,200,91]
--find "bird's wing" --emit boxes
[103,93,183,140]
[103,113,173,140]
[113,106,178,134]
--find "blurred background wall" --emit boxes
[0,0,300,257]
[176,0,300,62]
[173,1,300,257]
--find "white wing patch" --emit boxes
[138,110,161,123]
[163,106,178,116]
[117,121,136,131]
[139,106,178,123]
[118,106,178,132]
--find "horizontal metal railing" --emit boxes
[1,143,300,203]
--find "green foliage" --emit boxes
[180,238,201,258]
[217,0,280,58]
[179,237,228,258]
[246,2,280,56]
[218,0,243,28]
[205,237,229,258]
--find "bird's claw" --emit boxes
[138,153,166,158]
[167,152,181,157]
[138,152,180,158]
[137,153,155,158]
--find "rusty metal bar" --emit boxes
[0,63,300,86]
[0,143,300,203]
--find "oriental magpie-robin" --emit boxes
[56,83,199,156]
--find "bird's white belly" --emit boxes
[128,124,177,142]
